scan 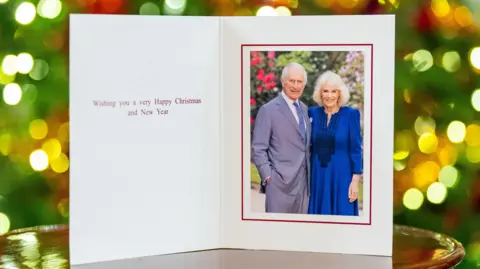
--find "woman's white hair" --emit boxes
[312,70,350,107]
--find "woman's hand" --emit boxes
[349,174,361,203]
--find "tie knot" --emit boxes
[293,101,299,107]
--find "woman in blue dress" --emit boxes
[307,71,363,216]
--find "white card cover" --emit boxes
[69,14,395,266]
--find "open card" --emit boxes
[69,14,395,266]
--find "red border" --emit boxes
[241,43,374,226]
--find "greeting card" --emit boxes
[69,14,395,266]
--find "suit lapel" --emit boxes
[275,95,303,138]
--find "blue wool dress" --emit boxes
[307,106,363,216]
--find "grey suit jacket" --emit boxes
[251,94,311,194]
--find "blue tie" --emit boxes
[293,102,306,142]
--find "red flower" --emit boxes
[257,86,262,92]
[250,59,257,66]
[251,118,254,124]
[256,69,265,80]
[265,82,276,89]
[268,51,275,59]
[250,98,256,105]
[263,73,274,83]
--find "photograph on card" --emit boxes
[243,44,372,224]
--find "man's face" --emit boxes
[281,68,305,101]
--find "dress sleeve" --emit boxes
[349,108,363,174]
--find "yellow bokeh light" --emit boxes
[29,149,49,171]
[418,132,438,154]
[437,143,458,166]
[50,153,69,173]
[426,182,447,204]
[454,6,473,27]
[442,51,461,73]
[465,124,480,146]
[16,53,34,74]
[447,120,466,143]
[37,0,62,19]
[275,6,291,16]
[15,2,37,25]
[0,212,10,235]
[0,0,9,4]
[403,188,424,210]
[470,47,480,70]
[466,146,480,163]
[471,89,480,111]
[41,138,61,159]
[414,116,436,136]
[29,119,48,140]
[438,165,458,188]
[256,6,277,16]
[0,133,11,156]
[1,55,17,76]
[431,0,450,17]
[413,161,440,190]
[393,150,409,160]
[412,49,434,72]
[2,83,22,105]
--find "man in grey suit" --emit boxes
[251,62,311,214]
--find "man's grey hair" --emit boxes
[281,62,307,84]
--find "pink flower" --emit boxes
[268,51,275,59]
[256,69,265,80]
[250,98,256,105]
[257,86,262,92]
[250,118,255,124]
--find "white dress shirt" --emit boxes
[281,91,306,129]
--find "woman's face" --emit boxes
[321,82,341,108]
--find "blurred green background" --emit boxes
[0,0,480,268]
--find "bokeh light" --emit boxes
[2,83,22,105]
[471,89,480,111]
[15,2,36,25]
[256,6,277,16]
[403,188,424,210]
[29,149,49,171]
[431,0,450,17]
[418,132,438,154]
[139,2,160,15]
[29,119,48,140]
[470,47,480,70]
[466,146,480,163]
[426,182,448,204]
[37,0,62,19]
[1,55,17,76]
[0,213,10,235]
[275,6,291,16]
[163,0,186,15]
[441,51,461,72]
[41,138,62,159]
[0,133,11,156]
[50,153,69,173]
[438,165,459,188]
[447,121,466,143]
[412,49,433,72]
[29,59,49,81]
[16,53,34,74]
[465,124,480,146]
[414,116,436,136]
